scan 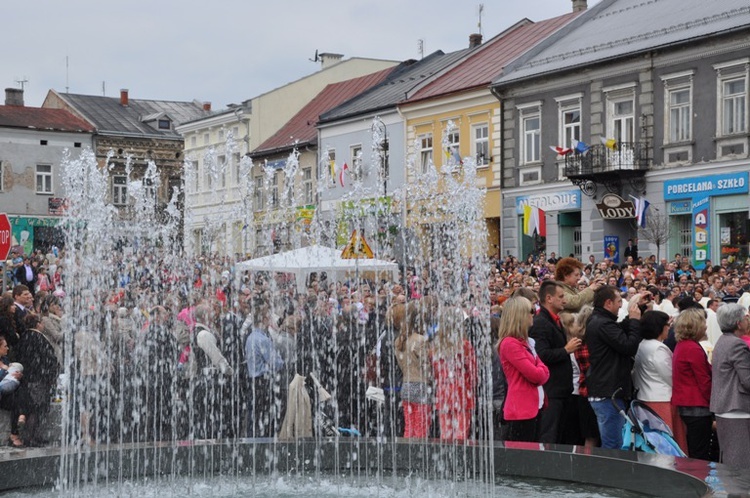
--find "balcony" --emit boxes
[564,142,650,197]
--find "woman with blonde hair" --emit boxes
[498,297,549,442]
[395,300,431,438]
[672,308,712,460]
[431,306,476,441]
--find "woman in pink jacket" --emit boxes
[499,297,550,442]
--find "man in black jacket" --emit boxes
[586,285,643,449]
[530,281,581,444]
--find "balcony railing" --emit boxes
[564,142,650,178]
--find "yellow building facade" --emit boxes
[400,90,501,257]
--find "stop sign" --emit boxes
[0,214,11,261]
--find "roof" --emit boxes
[318,48,474,123]
[52,91,209,138]
[252,67,396,157]
[0,105,94,133]
[407,13,579,103]
[494,0,750,87]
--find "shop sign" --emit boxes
[663,172,748,270]
[664,171,749,200]
[693,197,710,266]
[669,201,691,214]
[604,235,620,263]
[596,194,636,219]
[516,190,580,214]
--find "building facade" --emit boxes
[0,88,94,253]
[178,56,399,257]
[492,0,750,268]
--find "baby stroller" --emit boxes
[614,393,685,457]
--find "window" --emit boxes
[327,149,336,185]
[518,102,541,165]
[191,136,197,147]
[203,161,212,191]
[144,177,157,202]
[187,161,199,193]
[303,167,313,204]
[219,129,225,141]
[555,94,583,154]
[233,153,242,183]
[720,77,746,135]
[350,144,362,180]
[714,60,749,158]
[668,87,691,143]
[253,176,264,210]
[36,165,52,194]
[612,99,634,144]
[232,126,239,138]
[271,172,280,208]
[472,124,489,166]
[418,134,433,174]
[662,71,693,144]
[218,155,227,188]
[447,129,460,153]
[157,119,170,130]
[112,175,128,205]
[203,133,209,145]
[74,142,81,148]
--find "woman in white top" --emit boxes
[633,309,687,452]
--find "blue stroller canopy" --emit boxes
[621,400,686,457]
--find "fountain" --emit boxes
[0,121,718,497]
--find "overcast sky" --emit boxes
[5,0,600,109]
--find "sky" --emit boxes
[4,0,601,109]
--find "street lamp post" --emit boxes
[372,117,389,197]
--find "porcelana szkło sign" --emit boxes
[596,194,636,219]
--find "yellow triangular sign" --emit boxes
[341,229,374,259]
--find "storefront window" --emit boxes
[718,211,748,265]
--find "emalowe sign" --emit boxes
[596,193,636,220]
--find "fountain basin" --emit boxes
[0,439,721,497]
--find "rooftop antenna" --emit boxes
[102,81,106,96]
[15,77,28,90]
[478,4,484,36]
[309,49,319,63]
[417,39,424,59]
[65,56,69,93]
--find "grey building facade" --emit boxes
[492,0,750,269]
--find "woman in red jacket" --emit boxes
[672,308,712,460]
[499,297,550,442]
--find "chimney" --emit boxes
[4,88,24,106]
[319,52,344,69]
[120,88,129,106]
[469,33,483,48]
[572,0,587,12]
[203,102,212,111]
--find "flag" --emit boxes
[630,195,651,228]
[445,147,462,165]
[599,136,618,151]
[523,205,546,237]
[329,159,336,184]
[339,162,349,187]
[573,139,590,154]
[550,145,573,156]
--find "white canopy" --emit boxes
[236,245,399,293]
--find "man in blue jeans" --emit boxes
[585,285,643,449]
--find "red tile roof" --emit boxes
[0,105,94,132]
[405,12,580,104]
[253,67,395,156]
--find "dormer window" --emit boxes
[158,118,171,130]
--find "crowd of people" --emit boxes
[0,244,749,471]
